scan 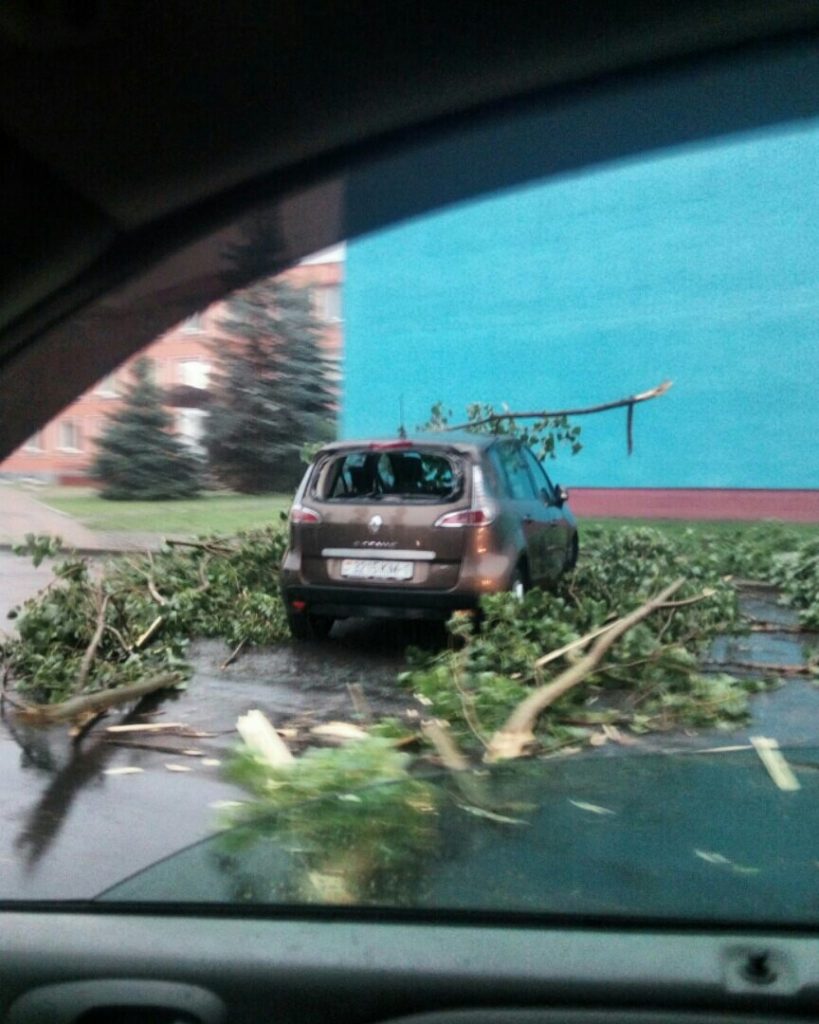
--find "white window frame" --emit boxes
[57,420,82,452]
[94,373,119,397]
[314,285,342,323]
[177,359,210,389]
[23,431,45,452]
[180,312,205,334]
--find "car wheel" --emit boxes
[565,534,579,571]
[287,608,334,641]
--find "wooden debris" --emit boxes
[237,709,294,767]
[347,682,373,723]
[486,579,684,762]
[706,659,816,677]
[134,615,164,650]
[534,620,617,669]
[165,763,193,772]
[108,740,204,756]
[751,735,801,792]
[202,758,222,767]
[310,721,369,742]
[14,672,183,725]
[221,638,246,670]
[569,799,615,815]
[75,590,110,692]
[103,766,144,776]
[106,722,187,733]
[422,719,470,772]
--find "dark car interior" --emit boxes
[3,1,819,1021]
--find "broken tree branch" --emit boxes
[703,659,817,677]
[75,590,110,693]
[134,615,164,650]
[446,379,673,431]
[164,539,234,555]
[221,638,246,669]
[13,672,183,725]
[486,578,684,762]
[534,620,618,668]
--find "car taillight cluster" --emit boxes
[290,505,322,524]
[434,507,494,527]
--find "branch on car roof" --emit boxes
[448,379,672,429]
[485,578,684,762]
[445,379,673,453]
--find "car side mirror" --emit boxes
[554,484,569,506]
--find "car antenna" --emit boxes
[398,394,407,438]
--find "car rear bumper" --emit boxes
[281,582,480,620]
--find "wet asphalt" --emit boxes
[1,553,817,900]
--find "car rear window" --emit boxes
[314,448,463,502]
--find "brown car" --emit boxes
[280,435,578,638]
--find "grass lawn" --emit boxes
[29,488,819,541]
[38,489,291,536]
[583,517,819,542]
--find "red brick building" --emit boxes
[1,247,343,484]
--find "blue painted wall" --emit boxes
[342,119,819,489]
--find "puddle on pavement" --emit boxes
[0,589,815,901]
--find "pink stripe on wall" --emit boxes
[569,489,819,523]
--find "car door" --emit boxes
[494,442,556,587]
[522,446,571,577]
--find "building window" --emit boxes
[58,420,82,452]
[181,312,205,334]
[178,359,210,389]
[175,408,207,450]
[314,285,342,322]
[94,373,119,397]
[23,431,45,452]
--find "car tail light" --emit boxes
[434,507,494,527]
[290,504,322,524]
[435,463,496,527]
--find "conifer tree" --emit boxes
[206,221,336,493]
[92,357,202,500]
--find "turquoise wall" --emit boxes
[342,119,819,489]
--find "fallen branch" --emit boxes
[422,719,469,771]
[658,587,716,609]
[221,638,246,670]
[486,579,684,762]
[13,672,183,725]
[534,620,618,668]
[75,590,110,693]
[746,619,804,635]
[134,615,164,650]
[446,380,672,430]
[347,682,373,723]
[164,538,234,555]
[703,659,816,677]
[107,740,205,756]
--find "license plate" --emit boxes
[340,558,414,581]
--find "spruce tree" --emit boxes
[205,224,336,493]
[91,357,202,500]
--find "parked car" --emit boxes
[281,434,578,638]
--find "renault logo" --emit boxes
[368,514,383,535]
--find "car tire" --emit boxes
[287,609,335,641]
[565,534,579,571]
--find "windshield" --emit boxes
[0,101,817,926]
